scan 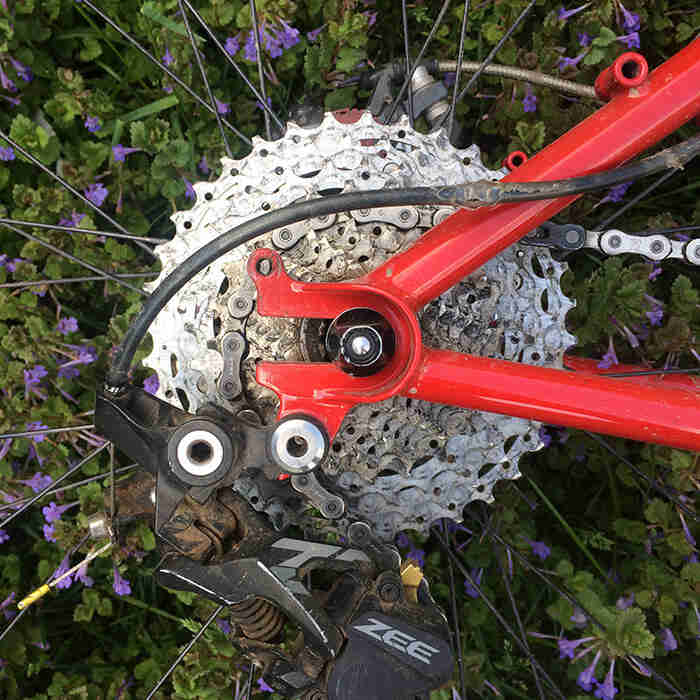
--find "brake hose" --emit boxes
[106,134,700,387]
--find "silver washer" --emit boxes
[270,419,326,474]
[176,429,224,477]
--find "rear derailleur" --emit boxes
[95,385,454,700]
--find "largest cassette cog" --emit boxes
[144,111,577,540]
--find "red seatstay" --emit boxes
[250,39,700,452]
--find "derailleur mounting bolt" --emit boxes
[377,572,403,603]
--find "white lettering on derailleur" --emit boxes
[352,618,440,665]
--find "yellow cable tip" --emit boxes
[17,584,50,610]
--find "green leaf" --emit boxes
[611,607,655,658]
[9,114,60,165]
[613,518,647,543]
[116,95,179,125]
[644,499,672,529]
[593,27,617,47]
[79,141,110,171]
[335,46,366,73]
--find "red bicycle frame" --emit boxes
[249,38,700,452]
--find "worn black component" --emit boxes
[523,221,586,251]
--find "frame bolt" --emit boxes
[609,235,622,249]
[377,572,402,603]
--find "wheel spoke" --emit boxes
[401,0,414,128]
[0,464,137,513]
[0,423,95,441]
[432,525,567,700]
[78,0,252,147]
[146,604,226,700]
[177,0,232,158]
[249,0,271,141]
[181,0,285,133]
[0,535,90,644]
[585,432,699,522]
[486,526,687,699]
[454,0,536,105]
[244,664,254,700]
[595,169,677,230]
[0,218,163,245]
[0,131,155,258]
[0,272,158,291]
[495,544,546,699]
[384,0,452,125]
[446,0,471,140]
[2,221,148,298]
[0,443,109,530]
[443,522,467,700]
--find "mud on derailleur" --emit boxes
[95,385,454,700]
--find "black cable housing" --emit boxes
[106,135,700,387]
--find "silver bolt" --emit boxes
[399,209,410,221]
[650,241,664,254]
[359,209,370,217]
[565,229,580,244]
[279,229,292,241]
[609,235,622,248]
[350,335,372,357]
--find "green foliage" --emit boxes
[0,1,697,698]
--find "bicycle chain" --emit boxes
[143,111,577,540]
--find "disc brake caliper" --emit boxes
[95,387,453,699]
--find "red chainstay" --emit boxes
[252,38,700,452]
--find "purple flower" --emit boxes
[32,640,50,651]
[42,500,77,524]
[597,338,619,370]
[58,363,80,380]
[557,3,590,21]
[215,97,230,115]
[620,324,639,349]
[143,374,159,395]
[659,627,677,651]
[0,145,14,161]
[679,512,696,547]
[0,254,23,272]
[363,11,377,27]
[558,636,595,659]
[112,144,140,162]
[578,32,592,47]
[528,539,551,561]
[163,47,174,66]
[244,29,258,61]
[20,471,52,493]
[258,677,274,693]
[84,115,101,133]
[225,35,241,56]
[618,2,641,32]
[600,182,632,204]
[464,567,483,598]
[307,26,324,42]
[277,19,301,50]
[58,211,86,228]
[113,566,131,596]
[26,421,49,443]
[9,57,33,83]
[217,618,232,635]
[0,530,9,544]
[648,263,662,281]
[557,52,586,72]
[406,548,425,569]
[261,24,283,58]
[646,307,663,326]
[616,592,635,609]
[522,87,537,113]
[256,96,272,112]
[539,427,552,447]
[617,32,640,49]
[43,523,57,542]
[577,649,601,691]
[24,364,48,399]
[0,65,17,92]
[594,659,618,700]
[57,316,79,335]
[84,182,108,207]
[183,177,195,201]
[198,155,210,175]
[443,71,456,88]
[395,532,410,549]
[1,95,21,107]
[693,603,700,638]
[1,593,15,613]
[75,562,94,587]
[53,554,73,589]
